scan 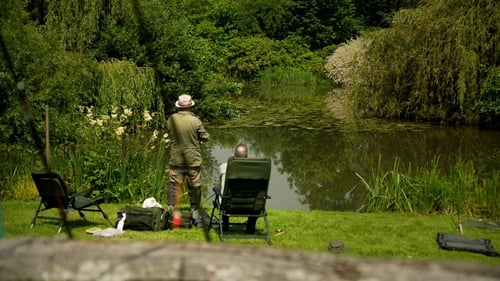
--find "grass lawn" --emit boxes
[1,200,499,265]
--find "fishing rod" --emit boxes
[0,31,73,239]
[130,0,211,242]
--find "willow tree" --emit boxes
[349,0,499,125]
[0,0,103,146]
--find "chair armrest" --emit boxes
[68,189,89,198]
[68,188,103,200]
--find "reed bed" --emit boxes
[357,157,500,220]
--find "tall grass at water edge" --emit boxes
[357,157,500,220]
[0,145,39,200]
[257,67,332,102]
[5,144,498,221]
[0,137,170,205]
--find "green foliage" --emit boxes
[1,1,101,146]
[4,0,498,220]
[235,0,292,39]
[273,36,327,76]
[356,158,414,213]
[225,36,276,79]
[206,0,240,33]
[357,157,500,220]
[45,121,169,203]
[124,0,210,108]
[285,0,360,50]
[190,0,360,50]
[258,67,319,87]
[256,66,333,103]
[97,59,162,132]
[200,96,241,123]
[44,0,103,52]
[478,67,500,128]
[92,13,146,62]
[42,0,213,112]
[257,69,328,103]
[352,0,422,27]
[348,0,500,125]
[224,35,327,80]
[182,0,213,24]
[197,75,243,121]
[0,144,39,200]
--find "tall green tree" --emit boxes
[39,0,214,115]
[1,0,100,145]
[236,0,292,39]
[350,0,499,125]
[352,0,421,27]
[285,0,359,50]
[194,0,360,50]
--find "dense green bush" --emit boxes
[284,0,360,50]
[479,67,500,129]
[352,0,422,27]
[344,0,499,125]
[223,36,328,81]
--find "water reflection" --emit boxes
[201,125,500,212]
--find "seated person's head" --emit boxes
[234,143,248,158]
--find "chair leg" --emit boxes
[216,210,225,242]
[219,217,225,242]
[209,200,226,242]
[77,210,87,221]
[30,201,43,228]
[209,205,216,226]
[97,205,112,225]
[264,215,272,246]
[215,211,224,242]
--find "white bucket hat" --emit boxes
[175,94,195,108]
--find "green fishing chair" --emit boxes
[31,171,111,233]
[209,156,272,245]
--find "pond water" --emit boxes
[201,125,500,212]
[199,90,500,212]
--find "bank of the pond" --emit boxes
[1,201,499,265]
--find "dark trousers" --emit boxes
[167,166,202,211]
[222,215,257,233]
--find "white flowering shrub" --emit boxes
[324,37,370,87]
[71,104,170,202]
[79,105,168,142]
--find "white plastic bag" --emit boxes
[142,197,163,208]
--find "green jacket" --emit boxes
[167,111,209,167]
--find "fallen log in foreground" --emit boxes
[0,237,499,281]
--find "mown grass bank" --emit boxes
[1,201,499,265]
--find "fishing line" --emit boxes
[131,0,211,241]
[0,31,73,239]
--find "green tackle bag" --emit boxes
[117,206,170,231]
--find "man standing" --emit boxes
[167,94,209,227]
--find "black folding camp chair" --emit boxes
[209,157,272,245]
[31,171,111,233]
